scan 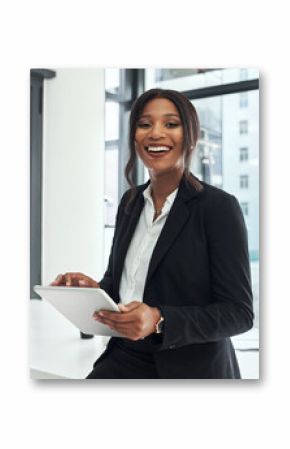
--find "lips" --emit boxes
[145,145,172,153]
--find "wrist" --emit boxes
[152,307,164,334]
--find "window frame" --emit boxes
[107,69,259,352]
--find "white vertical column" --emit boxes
[42,68,105,285]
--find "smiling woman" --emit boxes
[51,88,254,379]
[133,98,185,217]
[127,89,200,190]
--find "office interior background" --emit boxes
[30,68,259,379]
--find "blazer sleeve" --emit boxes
[155,193,254,351]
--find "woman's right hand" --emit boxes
[50,272,100,288]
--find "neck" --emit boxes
[149,169,184,204]
[149,170,184,198]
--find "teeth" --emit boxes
[147,146,171,152]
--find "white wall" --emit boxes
[42,68,105,285]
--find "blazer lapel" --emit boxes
[114,184,148,294]
[145,177,200,286]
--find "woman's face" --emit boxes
[134,98,184,177]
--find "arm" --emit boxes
[156,194,254,350]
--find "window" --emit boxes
[240,202,249,216]
[240,147,249,161]
[145,68,259,328]
[239,120,248,134]
[142,69,259,354]
[104,69,121,266]
[240,92,248,108]
[240,175,249,189]
[240,68,248,81]
[145,67,259,92]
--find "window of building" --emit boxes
[239,120,248,134]
[240,174,249,189]
[240,92,248,108]
[240,147,249,161]
[240,202,249,216]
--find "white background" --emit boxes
[0,1,289,448]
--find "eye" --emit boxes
[136,122,151,129]
[165,122,181,128]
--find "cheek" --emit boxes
[176,130,184,146]
[134,142,145,161]
[134,129,146,143]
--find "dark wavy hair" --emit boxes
[125,88,203,204]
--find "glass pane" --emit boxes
[104,147,119,227]
[105,101,119,141]
[104,145,119,270]
[145,65,259,332]
[105,68,120,94]
[191,90,259,329]
[191,96,222,188]
[145,68,259,91]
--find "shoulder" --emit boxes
[179,173,238,209]
[197,180,240,213]
[199,180,236,202]
[197,182,246,238]
[118,182,149,213]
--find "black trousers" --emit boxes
[86,340,159,379]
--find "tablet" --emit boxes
[33,285,122,337]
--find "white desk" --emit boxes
[30,299,107,379]
[30,299,259,380]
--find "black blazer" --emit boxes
[99,175,254,379]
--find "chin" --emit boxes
[148,165,182,177]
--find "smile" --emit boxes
[145,146,172,153]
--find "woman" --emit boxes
[51,88,254,379]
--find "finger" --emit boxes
[65,274,72,286]
[79,279,89,287]
[95,311,136,324]
[63,272,80,286]
[98,321,135,338]
[108,324,143,340]
[64,273,82,287]
[65,273,99,288]
[50,274,64,285]
[118,301,142,312]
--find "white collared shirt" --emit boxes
[119,184,178,304]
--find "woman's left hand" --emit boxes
[93,301,161,340]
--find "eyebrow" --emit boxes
[139,113,180,119]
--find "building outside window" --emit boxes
[239,120,248,134]
[240,202,249,216]
[240,92,248,108]
[240,174,249,189]
[240,147,249,161]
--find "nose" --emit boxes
[148,123,166,140]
